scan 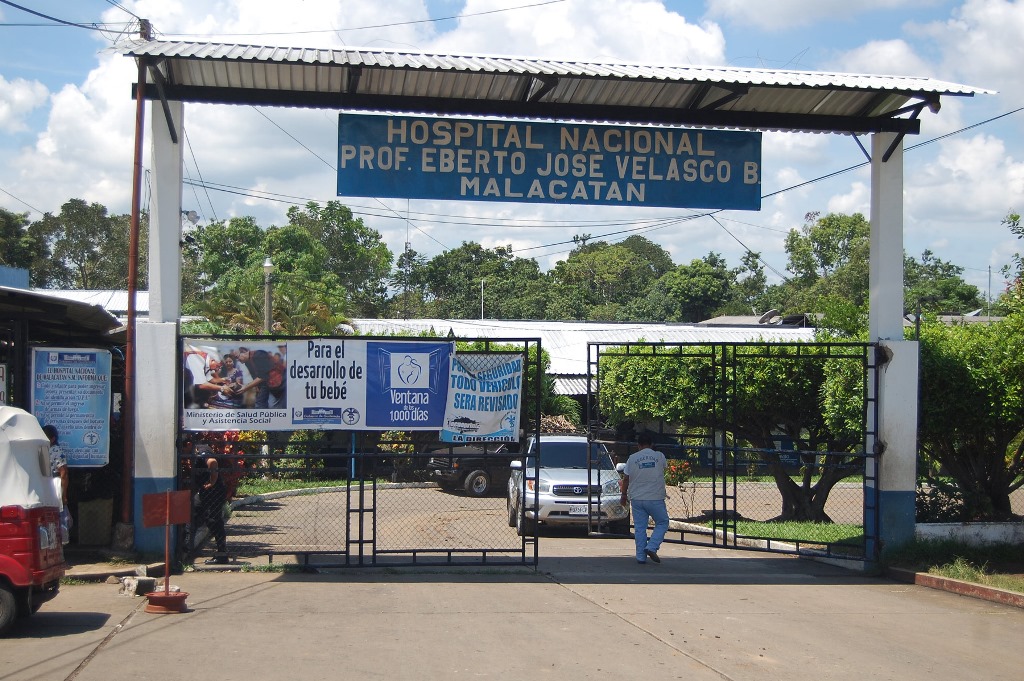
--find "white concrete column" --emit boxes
[133,101,184,552]
[148,100,183,323]
[868,133,918,557]
[869,133,905,340]
[133,322,179,552]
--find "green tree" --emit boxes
[546,240,664,320]
[0,207,50,286]
[599,341,868,521]
[997,210,1023,312]
[619,235,675,279]
[386,246,432,318]
[285,201,393,316]
[423,243,547,319]
[186,217,349,334]
[778,212,870,312]
[717,251,770,317]
[30,199,148,289]
[625,252,734,322]
[917,318,1024,519]
[904,249,983,315]
[181,216,263,312]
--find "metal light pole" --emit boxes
[263,257,273,334]
[480,278,485,320]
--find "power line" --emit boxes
[185,104,1024,273]
[183,128,219,223]
[0,0,124,32]
[102,0,142,22]
[0,185,45,215]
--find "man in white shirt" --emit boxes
[619,432,668,564]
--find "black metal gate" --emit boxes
[179,337,541,568]
[588,341,880,562]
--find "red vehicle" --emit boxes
[0,406,66,635]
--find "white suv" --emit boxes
[506,434,629,535]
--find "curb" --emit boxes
[64,562,167,582]
[886,567,1024,609]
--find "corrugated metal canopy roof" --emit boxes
[0,286,124,342]
[118,39,993,135]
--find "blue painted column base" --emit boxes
[877,490,916,559]
[133,476,178,554]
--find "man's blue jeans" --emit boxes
[631,498,669,562]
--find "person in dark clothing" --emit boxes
[196,456,229,564]
[237,346,273,409]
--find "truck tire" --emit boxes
[463,470,490,497]
[0,583,17,636]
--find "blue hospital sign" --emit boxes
[338,114,761,210]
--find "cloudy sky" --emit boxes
[1,0,1022,300]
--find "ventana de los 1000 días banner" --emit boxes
[181,338,524,443]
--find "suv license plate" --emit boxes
[568,504,591,515]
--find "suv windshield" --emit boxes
[526,442,616,470]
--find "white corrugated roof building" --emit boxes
[353,318,814,394]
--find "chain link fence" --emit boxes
[180,432,530,567]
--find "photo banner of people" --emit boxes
[440,354,524,443]
[30,347,112,466]
[182,338,454,431]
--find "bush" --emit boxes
[664,459,692,486]
[916,482,966,522]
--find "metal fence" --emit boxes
[179,429,535,567]
[589,341,879,561]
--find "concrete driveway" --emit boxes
[4,536,1023,681]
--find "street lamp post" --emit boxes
[480,278,485,320]
[263,257,274,334]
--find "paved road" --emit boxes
[5,537,1024,681]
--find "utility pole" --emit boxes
[263,257,274,334]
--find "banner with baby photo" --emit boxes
[181,337,453,432]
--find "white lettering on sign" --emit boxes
[339,115,761,210]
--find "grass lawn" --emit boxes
[884,538,1024,595]
[725,519,864,545]
[237,477,356,495]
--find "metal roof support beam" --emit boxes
[146,61,179,145]
[881,103,925,162]
[136,84,923,135]
[345,65,362,94]
[524,75,558,103]
[853,134,871,163]
[697,85,749,111]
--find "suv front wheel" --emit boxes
[515,502,537,536]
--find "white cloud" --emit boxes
[903,133,1024,271]
[428,0,725,64]
[829,39,935,77]
[0,75,48,133]
[0,0,1018,293]
[911,0,1024,103]
[826,181,870,215]
[706,0,940,31]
